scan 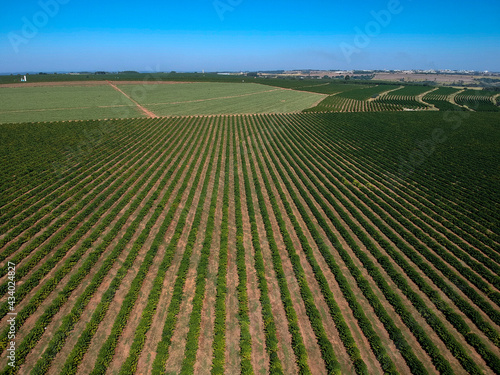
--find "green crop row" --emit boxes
[91,119,215,375]
[297,113,500,286]
[296,115,500,309]
[114,119,210,375]
[0,118,164,281]
[151,122,221,375]
[277,114,499,373]
[179,119,226,375]
[0,123,149,266]
[375,96,428,109]
[261,114,459,373]
[210,118,231,374]
[253,115,431,374]
[253,114,398,374]
[338,85,401,101]
[239,119,313,375]
[0,119,127,209]
[0,119,170,311]
[237,120,284,374]
[0,129,175,357]
[0,119,192,373]
[307,112,500,236]
[26,118,198,375]
[245,116,344,374]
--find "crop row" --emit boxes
[231,117,254,374]
[70,118,209,375]
[0,118,176,319]
[274,113,500,372]
[0,118,139,224]
[250,116,438,374]
[210,119,231,374]
[304,95,402,113]
[0,120,128,208]
[374,96,428,109]
[265,115,483,373]
[238,122,313,375]
[151,122,221,374]
[0,118,158,264]
[114,118,215,375]
[179,120,226,375]
[307,113,500,237]
[0,118,199,373]
[243,117,343,374]
[237,120,284,374]
[246,115,396,374]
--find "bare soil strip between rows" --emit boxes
[11,120,193,373]
[225,133,241,374]
[0,121,169,309]
[163,124,222,374]
[282,115,498,372]
[192,135,226,373]
[0,122,169,338]
[260,115,448,373]
[237,127,297,374]
[0,121,144,244]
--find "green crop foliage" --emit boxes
[1,110,499,375]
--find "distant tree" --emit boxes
[170,71,177,74]
[323,75,331,79]
[345,75,350,81]
[247,72,258,77]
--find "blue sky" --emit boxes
[1,0,499,73]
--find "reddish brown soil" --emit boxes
[237,123,298,374]
[164,132,222,374]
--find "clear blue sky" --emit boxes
[1,0,499,73]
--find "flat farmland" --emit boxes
[0,85,143,123]
[0,112,499,374]
[0,82,325,123]
[116,82,325,116]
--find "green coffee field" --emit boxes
[1,110,499,374]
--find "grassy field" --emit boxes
[0,83,325,123]
[117,82,325,115]
[1,112,499,374]
[0,85,142,123]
